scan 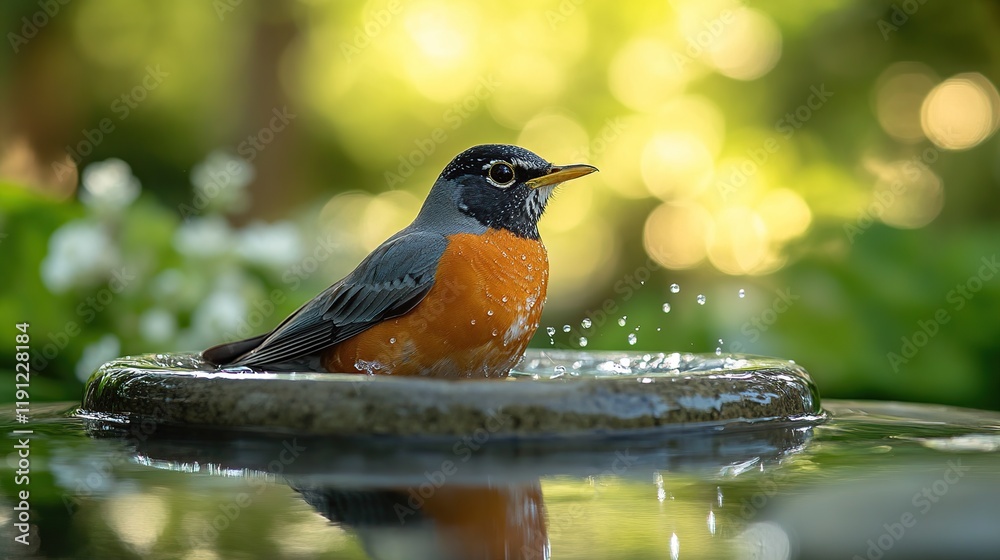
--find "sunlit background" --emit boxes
[2,0,1000,409]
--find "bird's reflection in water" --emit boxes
[294,481,548,560]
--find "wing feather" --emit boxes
[206,230,448,368]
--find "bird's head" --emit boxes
[421,144,597,239]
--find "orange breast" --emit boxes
[323,228,548,377]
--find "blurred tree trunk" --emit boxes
[236,10,303,224]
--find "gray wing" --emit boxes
[206,231,448,368]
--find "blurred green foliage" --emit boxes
[0,0,999,410]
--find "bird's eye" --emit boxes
[487,162,516,187]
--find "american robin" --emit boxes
[202,144,597,377]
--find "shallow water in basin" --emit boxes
[3,358,1000,558]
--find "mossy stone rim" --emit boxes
[80,351,822,438]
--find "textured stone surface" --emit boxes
[80,351,822,437]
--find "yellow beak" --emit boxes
[524,163,598,189]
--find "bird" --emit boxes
[202,144,597,377]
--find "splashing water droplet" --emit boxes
[662,302,671,313]
[492,329,498,336]
[487,309,494,316]
[738,289,746,299]
[562,324,571,333]
[553,365,566,374]
[715,339,724,356]
[389,337,396,344]
[670,283,680,293]
[628,333,637,345]
[521,254,527,260]
[697,294,706,305]
[581,318,592,329]
[618,316,627,327]
[470,319,476,325]
[546,326,556,337]
[578,336,588,347]
[501,295,509,303]
[354,359,382,374]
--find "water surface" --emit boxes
[2,363,999,559]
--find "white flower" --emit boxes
[40,220,120,293]
[236,221,303,269]
[76,334,121,383]
[173,216,233,258]
[191,151,254,213]
[139,308,177,344]
[80,158,140,211]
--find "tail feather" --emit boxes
[201,333,269,366]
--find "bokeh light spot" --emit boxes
[597,115,657,200]
[644,201,712,269]
[403,2,479,101]
[641,132,714,200]
[608,37,690,111]
[756,188,812,241]
[869,160,945,229]
[874,62,937,143]
[707,206,768,275]
[517,113,590,165]
[405,3,472,66]
[653,95,728,156]
[921,73,1000,150]
[704,8,782,81]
